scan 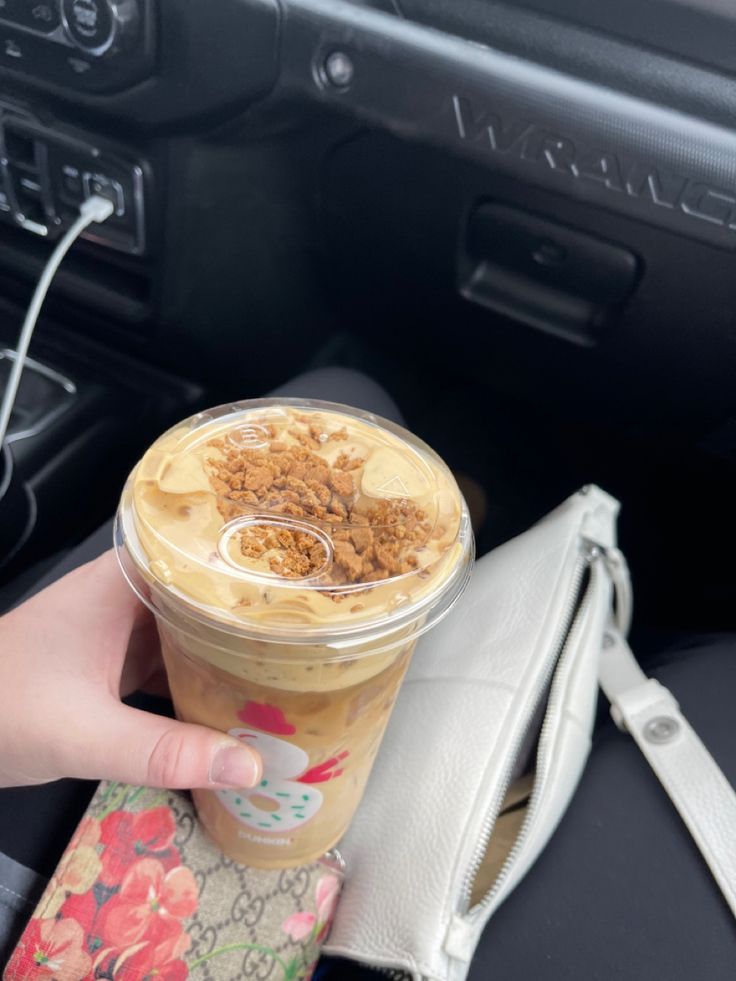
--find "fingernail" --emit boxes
[210,744,261,788]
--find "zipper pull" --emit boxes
[444,913,477,962]
[602,545,633,637]
[581,538,633,637]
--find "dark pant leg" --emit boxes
[0,368,404,962]
[466,638,736,981]
[269,367,404,422]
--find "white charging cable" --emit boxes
[0,195,115,449]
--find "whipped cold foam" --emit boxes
[121,400,469,645]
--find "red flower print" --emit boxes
[315,873,340,930]
[8,917,92,981]
[237,701,296,735]
[280,873,341,946]
[300,752,349,784]
[100,858,198,950]
[280,911,315,942]
[112,916,190,980]
[59,888,97,927]
[100,807,179,885]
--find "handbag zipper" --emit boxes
[458,536,603,917]
[368,541,601,981]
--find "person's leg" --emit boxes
[0,369,404,963]
[465,637,736,981]
[269,367,404,420]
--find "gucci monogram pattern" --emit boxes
[6,783,343,981]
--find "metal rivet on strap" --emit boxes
[643,716,680,744]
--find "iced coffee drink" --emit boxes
[116,399,472,868]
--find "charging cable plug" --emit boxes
[80,194,115,224]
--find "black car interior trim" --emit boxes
[281,0,736,250]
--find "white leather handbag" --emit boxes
[324,485,736,981]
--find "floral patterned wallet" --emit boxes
[3,782,344,981]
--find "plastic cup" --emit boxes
[116,399,473,868]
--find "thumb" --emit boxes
[72,702,262,790]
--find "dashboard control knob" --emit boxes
[61,0,139,56]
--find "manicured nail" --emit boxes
[210,744,261,788]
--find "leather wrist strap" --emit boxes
[599,627,736,918]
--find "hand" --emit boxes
[0,551,262,790]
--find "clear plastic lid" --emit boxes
[116,399,473,649]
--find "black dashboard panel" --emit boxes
[0,0,735,388]
[387,0,736,129]
[504,0,736,76]
[0,0,280,126]
[281,0,736,250]
[0,0,155,93]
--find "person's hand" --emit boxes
[0,550,262,790]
